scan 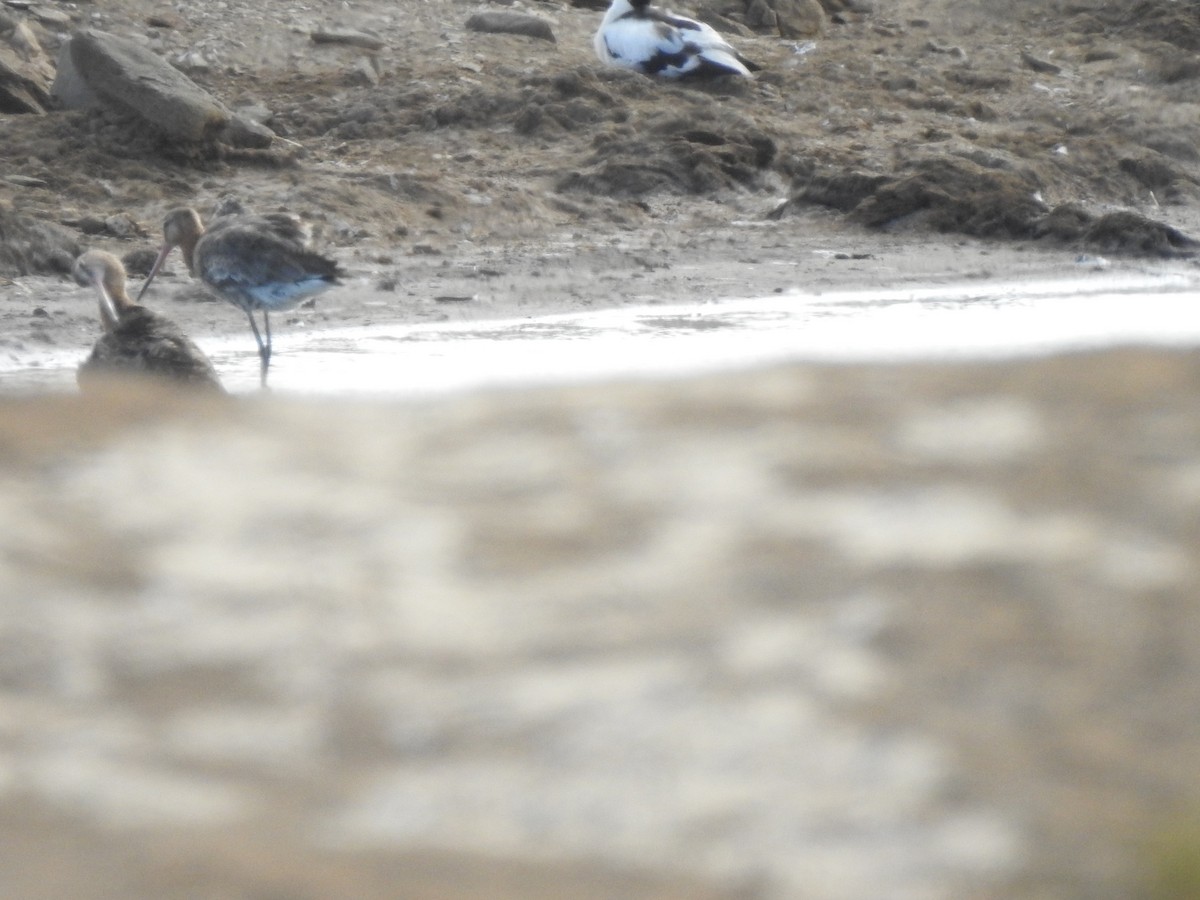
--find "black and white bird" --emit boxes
[594,0,758,79]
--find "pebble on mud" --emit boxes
[465,11,556,43]
[310,29,385,51]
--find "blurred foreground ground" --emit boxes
[1,349,1199,899]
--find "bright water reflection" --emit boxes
[6,272,1200,396]
[269,272,1200,396]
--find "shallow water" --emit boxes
[6,269,1200,395]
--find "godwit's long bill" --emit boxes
[73,249,224,391]
[137,207,344,387]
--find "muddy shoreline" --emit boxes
[7,211,1198,384]
[7,0,1200,372]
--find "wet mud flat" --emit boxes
[7,0,1200,351]
[8,216,1200,392]
[1,348,1199,899]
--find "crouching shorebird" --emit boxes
[73,249,223,391]
[137,207,345,387]
[594,0,759,78]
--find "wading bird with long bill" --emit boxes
[138,207,344,387]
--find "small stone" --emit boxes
[28,5,70,27]
[1020,50,1061,75]
[464,11,556,43]
[347,56,379,86]
[310,29,385,51]
[74,216,107,235]
[146,13,180,28]
[2,174,46,187]
[234,103,273,125]
[745,0,824,38]
[1083,47,1120,63]
[103,213,141,238]
[221,114,275,149]
[121,247,159,276]
[174,49,211,72]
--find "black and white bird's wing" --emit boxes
[597,14,687,71]
[595,4,753,77]
[658,11,760,71]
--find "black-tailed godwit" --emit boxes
[138,207,344,387]
[73,249,223,391]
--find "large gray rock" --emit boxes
[49,36,97,109]
[65,28,233,143]
[743,0,825,37]
[0,13,54,114]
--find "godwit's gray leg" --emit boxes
[245,309,271,387]
[264,312,273,383]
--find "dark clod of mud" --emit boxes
[1082,211,1198,257]
[780,155,1198,259]
[780,156,1046,238]
[855,158,1046,239]
[560,116,776,198]
[1035,206,1199,258]
[120,247,162,278]
[1077,0,1200,52]
[1118,152,1196,199]
[0,204,81,277]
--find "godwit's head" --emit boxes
[162,207,205,253]
[73,249,131,332]
[137,207,205,303]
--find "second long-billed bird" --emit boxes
[594,0,759,78]
[73,249,223,391]
[137,207,344,387]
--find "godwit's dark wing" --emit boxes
[195,222,344,313]
[209,194,313,248]
[209,210,313,249]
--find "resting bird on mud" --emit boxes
[73,249,223,391]
[594,0,758,78]
[138,206,344,387]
